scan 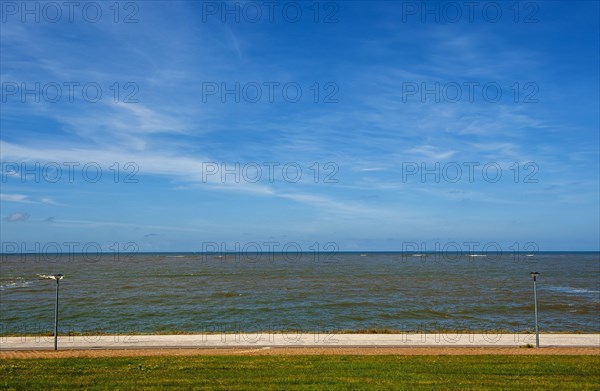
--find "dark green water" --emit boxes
[1,252,598,334]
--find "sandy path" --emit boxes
[1,347,599,359]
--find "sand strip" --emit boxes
[1,346,599,359]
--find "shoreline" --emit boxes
[2,328,598,337]
[5,326,598,336]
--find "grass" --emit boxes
[1,355,599,390]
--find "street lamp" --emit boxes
[530,272,539,348]
[40,274,64,351]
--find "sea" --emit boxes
[1,252,598,335]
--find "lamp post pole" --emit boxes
[530,272,539,348]
[53,275,62,351]
[40,274,64,350]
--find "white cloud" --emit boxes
[0,194,31,203]
[406,145,456,161]
[4,212,30,222]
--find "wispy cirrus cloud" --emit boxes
[0,194,32,203]
[0,193,57,204]
[4,212,30,222]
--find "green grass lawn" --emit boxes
[1,355,598,390]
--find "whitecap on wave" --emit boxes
[546,286,600,300]
[0,278,35,291]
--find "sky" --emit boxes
[0,1,599,253]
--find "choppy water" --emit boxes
[1,252,598,334]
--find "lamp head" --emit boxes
[530,272,539,281]
[39,274,64,281]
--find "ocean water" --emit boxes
[1,252,598,334]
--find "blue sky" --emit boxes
[1,1,598,252]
